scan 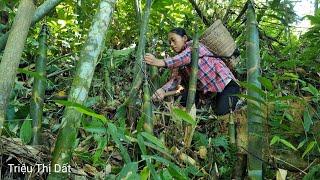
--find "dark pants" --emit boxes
[178,80,240,116]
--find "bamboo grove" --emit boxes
[0,0,319,179]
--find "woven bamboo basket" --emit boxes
[200,19,236,57]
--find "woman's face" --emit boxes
[168,32,188,53]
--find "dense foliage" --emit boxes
[0,0,319,179]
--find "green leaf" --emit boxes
[302,141,316,158]
[107,123,131,163]
[297,139,307,149]
[142,155,187,180]
[54,100,108,123]
[92,134,108,164]
[212,136,228,148]
[172,108,196,126]
[140,166,150,180]
[137,134,160,180]
[239,82,266,98]
[82,117,106,134]
[20,119,32,144]
[141,132,166,150]
[303,107,313,132]
[258,77,273,91]
[237,94,266,105]
[302,84,319,96]
[279,139,297,151]
[270,136,280,146]
[117,162,139,180]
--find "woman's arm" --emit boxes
[144,46,192,68]
[144,53,165,67]
[164,46,192,68]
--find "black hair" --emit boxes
[169,27,192,41]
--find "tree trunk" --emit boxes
[0,0,35,135]
[134,0,142,25]
[0,0,63,51]
[31,24,48,145]
[47,0,116,179]
[183,27,199,148]
[127,0,152,129]
[246,1,263,179]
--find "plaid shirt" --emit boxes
[162,41,236,93]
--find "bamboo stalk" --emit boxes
[183,27,200,148]
[127,0,152,128]
[246,1,263,179]
[0,0,35,135]
[143,81,153,134]
[48,1,116,179]
[103,50,114,102]
[30,24,48,145]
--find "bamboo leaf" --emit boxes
[258,77,273,91]
[140,166,150,180]
[237,94,266,105]
[107,123,131,163]
[303,107,313,132]
[141,155,187,180]
[279,139,297,151]
[117,162,139,180]
[20,119,32,144]
[141,132,166,150]
[239,82,266,97]
[172,108,196,126]
[54,100,108,123]
[137,134,160,180]
[297,139,307,149]
[270,135,280,146]
[302,84,319,96]
[302,141,316,158]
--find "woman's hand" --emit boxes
[144,53,165,67]
[152,88,166,101]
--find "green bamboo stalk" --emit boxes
[246,1,263,179]
[103,50,114,102]
[47,1,116,179]
[0,0,63,51]
[0,0,35,135]
[143,81,153,134]
[30,24,48,145]
[134,0,142,25]
[150,36,159,89]
[126,0,152,128]
[183,27,200,148]
[228,114,236,144]
[186,27,200,112]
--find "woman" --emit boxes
[144,28,240,115]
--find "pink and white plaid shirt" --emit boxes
[162,41,236,93]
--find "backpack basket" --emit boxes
[200,19,236,57]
